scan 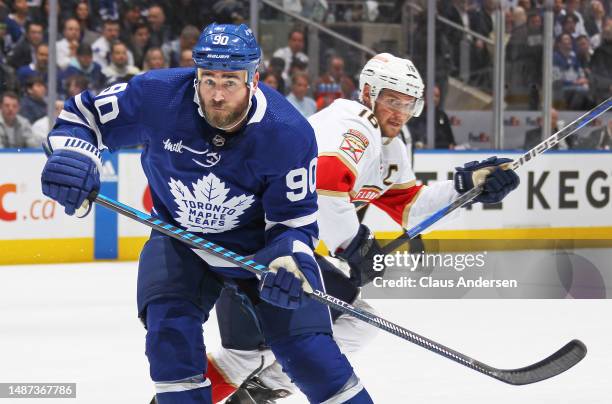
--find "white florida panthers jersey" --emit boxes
[309,99,458,253]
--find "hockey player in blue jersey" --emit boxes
[40,23,373,404]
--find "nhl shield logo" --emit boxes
[212,134,226,147]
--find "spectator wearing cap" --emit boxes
[56,18,81,70]
[62,43,105,93]
[20,75,47,124]
[272,27,309,83]
[102,40,140,86]
[162,25,199,68]
[92,19,135,69]
[286,72,317,118]
[0,91,35,149]
[7,21,44,70]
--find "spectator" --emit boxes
[16,42,49,86]
[575,34,593,71]
[553,33,590,109]
[102,40,140,86]
[99,0,119,21]
[585,0,606,42]
[162,24,199,68]
[286,72,317,118]
[129,21,151,69]
[468,0,496,90]
[0,63,18,94]
[559,13,580,41]
[92,19,134,69]
[266,56,286,77]
[587,119,611,150]
[0,91,35,148]
[56,18,81,70]
[31,100,64,147]
[524,108,574,149]
[8,0,29,34]
[562,0,588,37]
[178,48,194,67]
[408,85,456,149]
[63,43,105,93]
[589,24,612,105]
[146,4,172,47]
[314,55,350,110]
[143,46,166,71]
[260,71,283,94]
[64,74,89,98]
[74,1,100,46]
[272,27,309,83]
[6,21,43,70]
[440,0,471,78]
[20,75,47,124]
[119,2,142,45]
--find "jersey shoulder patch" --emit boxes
[339,128,369,164]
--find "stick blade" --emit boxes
[490,339,587,385]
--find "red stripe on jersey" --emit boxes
[317,155,356,193]
[372,185,423,227]
[206,356,237,403]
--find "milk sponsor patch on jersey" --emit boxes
[339,129,369,164]
[169,173,254,233]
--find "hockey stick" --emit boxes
[88,192,585,385]
[381,96,612,254]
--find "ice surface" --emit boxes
[1,262,610,403]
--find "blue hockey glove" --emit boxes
[255,238,320,310]
[41,146,100,216]
[454,156,520,204]
[337,224,385,287]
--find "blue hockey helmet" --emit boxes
[192,23,261,84]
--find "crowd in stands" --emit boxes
[0,0,610,150]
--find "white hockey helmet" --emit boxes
[359,53,425,117]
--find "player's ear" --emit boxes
[251,71,260,92]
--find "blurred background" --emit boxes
[0,0,610,262]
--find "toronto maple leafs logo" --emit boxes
[169,173,254,233]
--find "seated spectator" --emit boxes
[74,1,100,46]
[266,56,286,78]
[589,25,612,105]
[0,62,18,94]
[524,108,574,150]
[147,4,173,47]
[575,35,593,71]
[7,21,44,70]
[272,27,309,83]
[8,0,28,35]
[162,25,199,68]
[63,43,105,93]
[16,43,49,86]
[143,47,166,71]
[119,2,142,45]
[20,75,47,124]
[102,40,140,86]
[178,48,194,68]
[64,74,90,98]
[555,0,587,38]
[129,21,151,69]
[552,33,590,109]
[559,13,581,41]
[93,19,134,69]
[0,91,35,148]
[286,72,317,118]
[585,0,606,43]
[407,85,456,149]
[260,71,283,94]
[314,55,348,110]
[56,18,81,70]
[31,100,64,146]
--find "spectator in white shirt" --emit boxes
[286,72,317,118]
[272,27,309,82]
[56,18,81,70]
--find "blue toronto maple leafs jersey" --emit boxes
[49,68,319,278]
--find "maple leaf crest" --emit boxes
[169,173,254,233]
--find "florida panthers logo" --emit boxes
[169,173,254,233]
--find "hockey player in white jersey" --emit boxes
[206,53,520,403]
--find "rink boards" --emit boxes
[1,149,611,264]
